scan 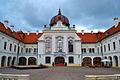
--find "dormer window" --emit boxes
[58,17,61,20]
[106,32,109,35]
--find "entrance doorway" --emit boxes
[55,57,65,66]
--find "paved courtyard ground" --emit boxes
[0,67,120,80]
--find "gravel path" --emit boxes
[0,67,120,80]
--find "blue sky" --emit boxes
[0,0,120,33]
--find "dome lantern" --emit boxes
[58,8,61,15]
[50,9,70,26]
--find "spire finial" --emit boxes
[58,8,61,15]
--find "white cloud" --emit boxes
[76,25,106,33]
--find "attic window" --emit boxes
[11,32,14,35]
[58,17,61,20]
[106,32,109,35]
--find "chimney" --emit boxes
[27,30,30,35]
[73,25,75,28]
[10,25,14,32]
[114,17,118,27]
[44,25,47,30]
[91,31,93,34]
[36,30,39,35]
[81,30,84,35]
[4,20,8,29]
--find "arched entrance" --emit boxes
[28,57,36,65]
[1,56,6,67]
[114,56,118,67]
[83,57,92,66]
[93,57,101,66]
[55,57,65,66]
[12,57,16,66]
[19,57,26,65]
[7,57,11,66]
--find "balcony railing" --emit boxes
[19,53,37,56]
[68,52,74,55]
[54,52,66,56]
[45,52,51,55]
[82,53,102,56]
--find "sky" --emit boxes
[0,0,120,33]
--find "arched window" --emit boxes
[68,37,74,53]
[68,40,73,52]
[46,57,51,64]
[56,37,63,52]
[45,37,51,53]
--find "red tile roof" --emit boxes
[0,22,22,41]
[0,22,43,44]
[0,21,120,44]
[76,33,98,43]
[98,22,120,41]
[23,33,43,44]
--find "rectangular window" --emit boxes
[46,57,51,64]
[97,47,99,53]
[92,48,95,53]
[34,48,38,53]
[113,42,116,50]
[26,48,28,53]
[21,47,23,53]
[10,44,12,51]
[82,48,83,53]
[14,45,16,52]
[108,44,110,51]
[82,48,86,53]
[29,48,32,53]
[89,48,92,53]
[69,57,74,63]
[119,40,120,45]
[46,40,51,52]
[57,40,62,52]
[84,48,86,53]
[104,45,106,52]
[68,40,73,52]
[101,46,103,53]
[4,42,7,50]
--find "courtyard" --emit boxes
[0,67,120,80]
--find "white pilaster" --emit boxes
[10,57,13,66]
[112,56,115,67]
[118,56,120,67]
[91,57,94,66]
[26,57,28,65]
[5,57,8,67]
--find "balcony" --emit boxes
[45,52,51,55]
[68,52,74,55]
[19,53,37,56]
[54,52,66,56]
[82,53,102,56]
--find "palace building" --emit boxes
[0,9,120,68]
